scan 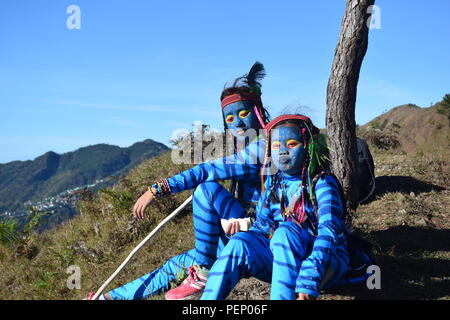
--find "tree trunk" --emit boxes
[326,0,375,223]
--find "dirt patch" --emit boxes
[228,278,271,300]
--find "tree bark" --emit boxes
[326,0,375,222]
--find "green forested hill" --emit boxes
[0,139,169,213]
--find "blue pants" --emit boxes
[201,221,349,300]
[108,182,246,300]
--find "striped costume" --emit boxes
[201,172,352,300]
[108,137,266,300]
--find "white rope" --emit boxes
[92,195,193,300]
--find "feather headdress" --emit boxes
[232,61,266,95]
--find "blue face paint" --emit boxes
[222,101,261,139]
[270,125,305,176]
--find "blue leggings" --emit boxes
[201,222,349,300]
[108,182,246,300]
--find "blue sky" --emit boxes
[1,0,449,163]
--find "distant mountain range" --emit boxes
[0,139,169,216]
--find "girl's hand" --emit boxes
[224,220,241,237]
[296,293,316,300]
[133,189,156,220]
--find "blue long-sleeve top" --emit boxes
[153,137,266,205]
[251,171,348,297]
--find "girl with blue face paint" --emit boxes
[200,115,374,300]
[86,63,272,300]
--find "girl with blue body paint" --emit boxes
[87,63,272,300]
[200,114,373,300]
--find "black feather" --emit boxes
[245,61,266,87]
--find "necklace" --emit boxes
[279,173,304,224]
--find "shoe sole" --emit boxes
[165,291,203,300]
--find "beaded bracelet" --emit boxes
[148,186,159,199]
[156,178,172,196]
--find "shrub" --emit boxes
[359,129,400,150]
[0,220,19,244]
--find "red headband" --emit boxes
[221,92,261,108]
[265,114,320,136]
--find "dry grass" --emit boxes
[0,152,196,300]
[0,145,449,300]
[320,149,450,300]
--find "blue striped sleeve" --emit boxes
[295,175,344,297]
[167,138,266,193]
[249,176,275,237]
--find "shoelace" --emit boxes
[186,266,201,283]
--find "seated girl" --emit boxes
[201,114,372,300]
[85,62,271,300]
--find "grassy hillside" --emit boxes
[0,122,448,300]
[0,151,195,299]
[358,100,449,154]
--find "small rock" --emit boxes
[416,218,427,227]
[71,241,102,262]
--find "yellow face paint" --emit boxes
[286,139,303,149]
[238,109,251,119]
[271,141,281,150]
[225,114,235,124]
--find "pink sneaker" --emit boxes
[165,265,209,300]
[82,292,96,300]
[82,292,108,300]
